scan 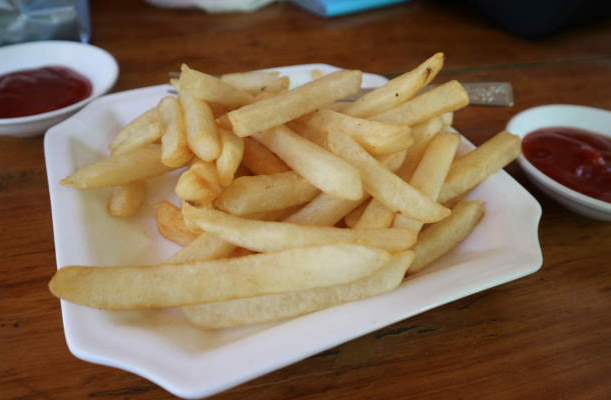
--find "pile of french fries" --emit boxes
[50,53,521,329]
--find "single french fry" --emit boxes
[327,131,449,223]
[112,108,163,156]
[438,131,521,203]
[373,80,469,126]
[440,111,453,128]
[158,96,193,168]
[285,193,369,227]
[342,52,444,118]
[170,78,180,91]
[179,90,221,162]
[107,180,146,217]
[175,160,221,207]
[180,64,254,108]
[409,200,485,274]
[393,131,460,231]
[253,125,363,200]
[49,244,391,309]
[183,250,414,329]
[215,171,320,216]
[394,117,443,181]
[216,128,244,187]
[409,130,461,201]
[155,201,199,246]
[166,232,236,264]
[109,108,160,151]
[220,71,289,95]
[302,109,412,156]
[60,145,174,189]
[112,124,162,155]
[227,69,362,137]
[183,205,416,253]
[241,137,290,175]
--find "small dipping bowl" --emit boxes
[0,40,118,137]
[506,104,611,221]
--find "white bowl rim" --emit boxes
[507,104,611,213]
[0,40,119,125]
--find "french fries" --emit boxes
[327,131,450,223]
[344,199,370,228]
[183,204,416,253]
[410,200,485,274]
[342,52,444,118]
[166,231,236,263]
[393,130,460,231]
[227,69,362,137]
[111,110,162,155]
[107,181,146,217]
[253,125,363,200]
[174,159,221,207]
[179,64,253,107]
[394,116,443,181]
[220,70,289,95]
[108,108,161,152]
[284,193,368,226]
[49,244,391,309]
[60,145,174,188]
[183,251,414,328]
[438,131,521,203]
[302,109,413,156]
[373,80,469,126]
[241,137,289,175]
[179,90,221,162]
[54,53,522,330]
[215,171,320,216]
[155,201,199,246]
[216,128,244,187]
[158,96,193,168]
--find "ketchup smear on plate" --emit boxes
[0,66,92,118]
[522,127,611,203]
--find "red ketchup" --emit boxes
[0,66,92,118]
[522,127,611,203]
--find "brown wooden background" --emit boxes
[1,1,610,399]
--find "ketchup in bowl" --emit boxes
[0,66,92,118]
[522,127,611,203]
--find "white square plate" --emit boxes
[44,64,542,399]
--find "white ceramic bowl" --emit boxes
[0,40,118,137]
[506,104,611,221]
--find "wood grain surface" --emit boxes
[1,1,610,399]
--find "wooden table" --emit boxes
[2,1,610,399]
